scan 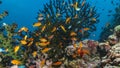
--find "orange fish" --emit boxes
[32,51,37,57]
[14,46,20,53]
[52,61,62,66]
[41,48,51,53]
[81,0,86,6]
[71,37,77,41]
[70,31,77,36]
[72,2,78,9]
[28,38,34,41]
[20,40,27,45]
[38,14,43,17]
[18,27,28,32]
[51,27,57,32]
[83,28,90,31]
[60,25,66,32]
[73,43,77,48]
[40,59,45,67]
[35,32,41,36]
[41,25,46,32]
[35,42,39,46]
[79,42,83,48]
[105,22,110,27]
[39,38,47,43]
[72,54,77,58]
[91,18,96,22]
[24,35,27,40]
[11,60,21,65]
[65,17,71,24]
[47,14,50,18]
[79,30,83,33]
[74,14,78,18]
[77,48,89,57]
[48,35,54,40]
[56,13,61,17]
[39,42,50,47]
[28,41,33,46]
[33,22,41,27]
[48,22,51,25]
[72,2,80,11]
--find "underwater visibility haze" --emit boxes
[0,0,120,68]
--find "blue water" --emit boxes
[0,0,119,40]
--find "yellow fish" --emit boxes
[20,40,27,45]
[33,22,41,27]
[41,48,50,53]
[41,25,46,32]
[14,46,20,53]
[11,60,21,65]
[60,25,66,32]
[65,17,71,24]
[40,38,47,43]
[32,51,37,57]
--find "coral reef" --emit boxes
[0,0,100,67]
[33,0,99,67]
[1,0,120,68]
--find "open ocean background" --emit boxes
[0,0,119,40]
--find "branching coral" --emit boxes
[37,0,99,39]
[32,0,99,67]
